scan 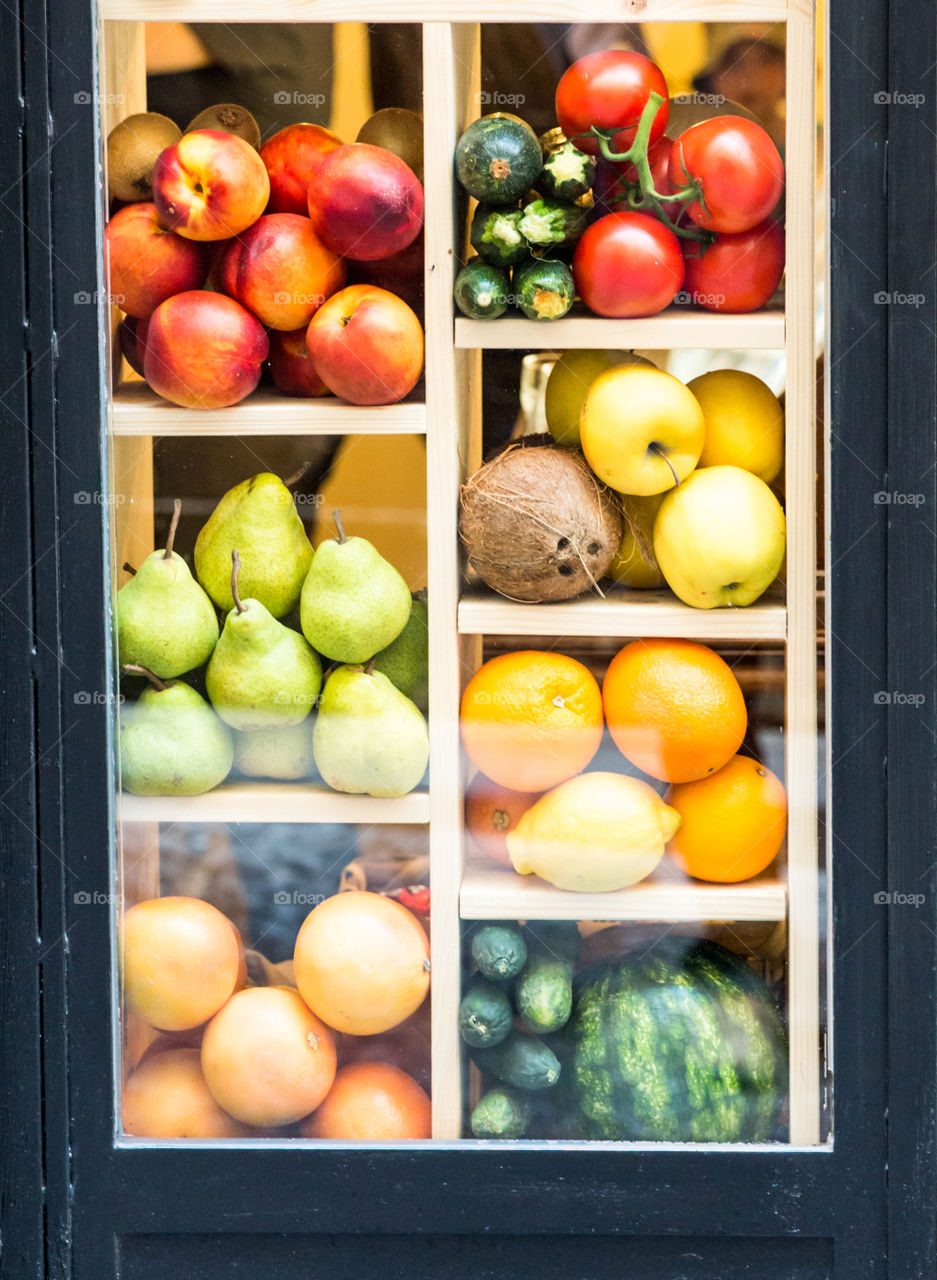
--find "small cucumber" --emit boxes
[470,923,527,983]
[470,204,528,267]
[515,954,573,1034]
[459,978,513,1048]
[471,1029,561,1090]
[470,1085,532,1138]
[538,141,596,202]
[454,258,510,320]
[524,920,581,965]
[513,257,575,321]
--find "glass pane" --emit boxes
[102,11,827,1145]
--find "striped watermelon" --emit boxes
[562,938,787,1142]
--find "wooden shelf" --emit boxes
[117,782,430,825]
[458,587,787,642]
[110,383,427,437]
[455,307,785,352]
[461,860,787,923]
[103,1,791,21]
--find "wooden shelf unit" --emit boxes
[104,1,819,1145]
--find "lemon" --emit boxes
[506,771,680,892]
[687,369,784,483]
[606,493,665,589]
[545,349,654,448]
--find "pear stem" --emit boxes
[122,562,136,576]
[231,550,246,614]
[332,510,347,544]
[365,658,376,675]
[163,498,182,560]
[123,663,168,692]
[648,442,681,490]
[283,461,312,489]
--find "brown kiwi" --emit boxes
[106,112,182,203]
[356,107,424,183]
[185,103,261,149]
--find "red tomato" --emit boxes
[615,136,686,225]
[669,116,784,234]
[556,51,669,157]
[573,211,684,318]
[681,218,785,313]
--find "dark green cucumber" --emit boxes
[459,978,513,1048]
[470,923,527,983]
[469,204,528,267]
[518,198,586,249]
[513,257,575,320]
[455,115,543,204]
[471,1029,561,1090]
[539,141,596,201]
[470,1085,532,1138]
[453,258,510,319]
[515,954,574,1034]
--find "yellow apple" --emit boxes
[606,493,665,588]
[653,466,786,609]
[545,349,654,448]
[688,369,784,483]
[580,365,705,496]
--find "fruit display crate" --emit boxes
[104,1,818,1145]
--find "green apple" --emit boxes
[653,465,786,609]
[545,349,654,448]
[606,493,665,589]
[580,365,705,496]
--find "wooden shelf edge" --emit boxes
[457,590,788,641]
[109,384,428,436]
[460,862,788,923]
[103,2,792,23]
[454,309,785,352]
[117,783,431,825]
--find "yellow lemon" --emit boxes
[687,369,784,483]
[606,493,665,589]
[506,771,681,892]
[545,349,654,448]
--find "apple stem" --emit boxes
[332,510,347,544]
[648,442,681,490]
[122,562,136,576]
[231,550,246,614]
[163,498,181,559]
[284,461,312,489]
[123,663,167,692]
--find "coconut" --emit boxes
[459,438,623,602]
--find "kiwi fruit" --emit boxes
[356,107,424,183]
[185,103,261,149]
[107,112,182,203]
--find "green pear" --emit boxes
[234,721,316,780]
[371,594,428,712]
[195,472,313,618]
[301,511,411,663]
[206,552,322,730]
[313,665,429,798]
[119,668,233,796]
[117,500,219,678]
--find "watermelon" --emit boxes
[561,938,787,1142]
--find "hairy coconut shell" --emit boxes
[459,440,623,602]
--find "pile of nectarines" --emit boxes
[105,119,425,409]
[120,890,432,1141]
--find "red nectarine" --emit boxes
[144,291,269,409]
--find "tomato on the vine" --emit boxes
[681,218,785,313]
[572,211,684,318]
[614,136,686,225]
[669,116,784,234]
[555,51,669,157]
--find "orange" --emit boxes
[122,1047,251,1139]
[666,754,787,883]
[460,651,604,792]
[464,772,542,866]
[293,891,430,1035]
[300,1061,431,1140]
[603,639,747,783]
[200,986,337,1127]
[120,896,247,1031]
